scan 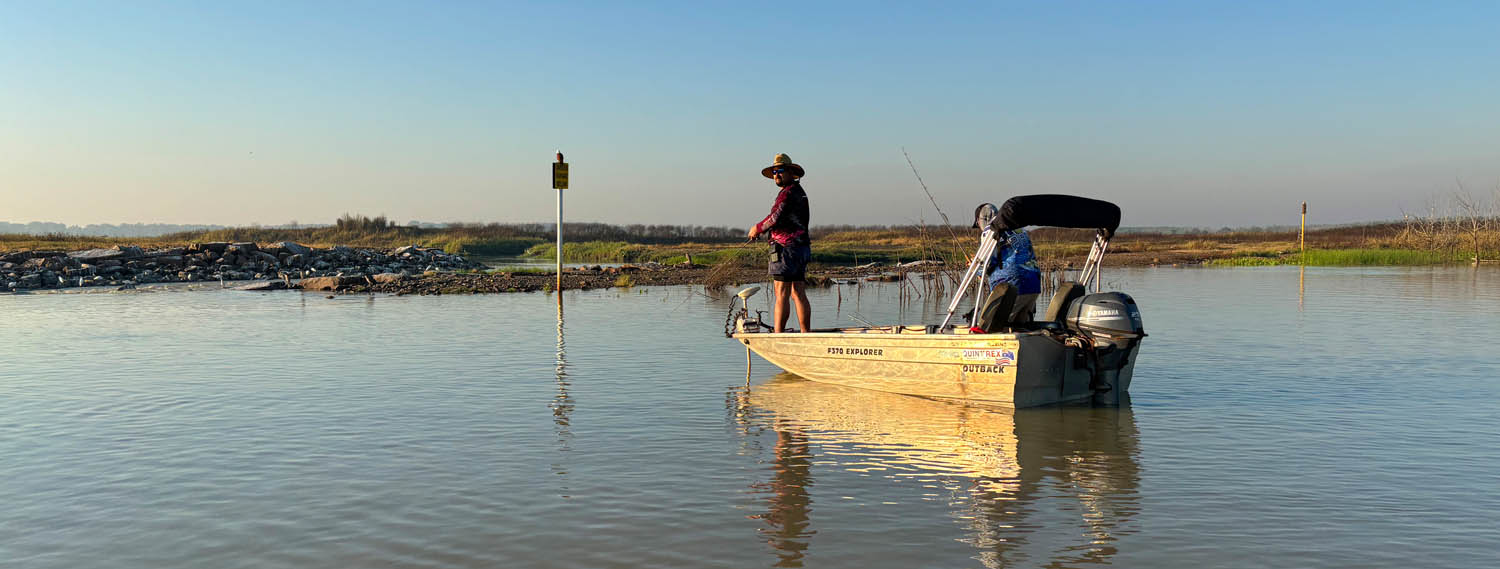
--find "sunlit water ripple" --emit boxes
[2,266,1497,568]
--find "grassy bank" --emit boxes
[1208,248,1477,266]
[528,224,1500,269]
[0,233,185,252]
[1,226,545,256]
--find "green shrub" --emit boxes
[441,237,544,256]
[1206,248,1476,267]
[1300,249,1465,266]
[526,241,642,262]
[1206,256,1284,267]
[676,248,762,267]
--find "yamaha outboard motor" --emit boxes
[1063,292,1146,396]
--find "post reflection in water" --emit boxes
[734,375,1141,568]
[1299,265,1306,311]
[550,304,574,494]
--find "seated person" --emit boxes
[985,229,1041,323]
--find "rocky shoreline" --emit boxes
[2,243,940,295]
[5,241,1217,296]
[1,242,481,293]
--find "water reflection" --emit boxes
[550,304,574,494]
[736,375,1141,568]
[964,401,1142,567]
[746,423,816,567]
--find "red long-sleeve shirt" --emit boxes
[754,183,810,247]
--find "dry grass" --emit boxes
[7,210,1497,265]
[0,233,193,252]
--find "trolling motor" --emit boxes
[724,286,770,337]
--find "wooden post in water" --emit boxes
[553,152,569,301]
[1296,202,1308,265]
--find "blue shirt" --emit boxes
[986,230,1041,295]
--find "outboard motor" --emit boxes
[1063,292,1146,394]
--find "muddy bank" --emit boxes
[330,263,928,295]
[4,240,1220,295]
[328,251,1219,296]
[319,249,1224,295]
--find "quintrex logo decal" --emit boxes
[960,349,1016,373]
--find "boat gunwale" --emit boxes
[731,328,1050,341]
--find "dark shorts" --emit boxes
[769,243,811,282]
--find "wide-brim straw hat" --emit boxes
[761,153,805,179]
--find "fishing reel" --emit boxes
[724,285,771,337]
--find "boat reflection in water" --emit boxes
[733,374,1141,568]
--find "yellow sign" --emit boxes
[552,162,569,190]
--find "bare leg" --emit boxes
[789,282,811,332]
[773,280,792,333]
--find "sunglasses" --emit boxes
[771,168,787,174]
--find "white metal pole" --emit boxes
[556,188,563,295]
[554,151,565,299]
[939,230,998,328]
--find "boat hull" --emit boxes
[733,328,1135,408]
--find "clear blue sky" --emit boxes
[3,1,1497,228]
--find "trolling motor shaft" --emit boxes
[725,286,767,337]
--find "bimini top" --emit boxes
[995,194,1121,238]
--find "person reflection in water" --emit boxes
[749,421,815,567]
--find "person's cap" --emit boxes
[972,203,1000,229]
[761,153,806,179]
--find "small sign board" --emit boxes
[553,162,569,190]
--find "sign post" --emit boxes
[553,152,568,298]
[1300,201,1307,264]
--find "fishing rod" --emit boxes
[902,147,965,251]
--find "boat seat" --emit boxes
[1042,281,1086,325]
[974,283,1016,332]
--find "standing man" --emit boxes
[747,154,812,333]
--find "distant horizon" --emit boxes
[0,214,1421,240]
[0,209,1432,230]
[4,2,1498,228]
[0,187,1483,230]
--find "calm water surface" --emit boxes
[2,267,1498,568]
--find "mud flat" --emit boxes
[328,263,932,295]
[1,241,942,295]
[4,240,1218,296]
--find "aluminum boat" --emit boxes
[727,195,1145,408]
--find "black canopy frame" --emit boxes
[993,194,1121,239]
[941,195,1122,328]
